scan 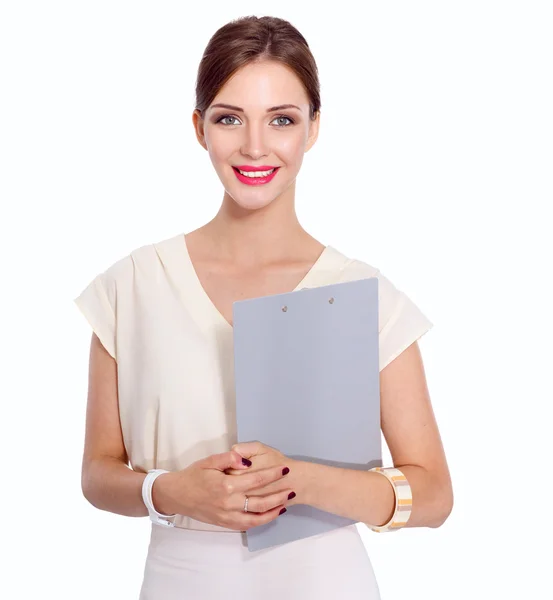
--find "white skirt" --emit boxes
[139,522,381,599]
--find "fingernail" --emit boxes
[279,508,287,515]
[242,458,252,466]
[282,467,290,475]
[288,492,296,500]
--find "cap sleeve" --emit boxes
[73,270,117,360]
[377,270,433,371]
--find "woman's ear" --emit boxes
[192,109,208,150]
[305,110,320,153]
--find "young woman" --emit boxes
[74,15,453,600]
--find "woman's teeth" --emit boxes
[237,168,276,178]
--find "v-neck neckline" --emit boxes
[181,233,333,330]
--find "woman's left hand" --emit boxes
[225,441,301,505]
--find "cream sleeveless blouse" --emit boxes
[74,232,433,533]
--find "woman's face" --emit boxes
[193,60,319,211]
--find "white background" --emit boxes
[1,1,551,598]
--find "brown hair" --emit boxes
[195,16,321,121]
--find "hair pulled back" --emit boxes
[195,16,320,120]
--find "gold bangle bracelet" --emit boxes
[365,467,412,533]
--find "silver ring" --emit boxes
[243,495,249,513]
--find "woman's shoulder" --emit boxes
[327,245,381,281]
[330,247,404,311]
[331,247,433,367]
[99,232,182,286]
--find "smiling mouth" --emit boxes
[233,167,278,177]
[232,166,280,185]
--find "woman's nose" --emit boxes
[240,124,269,159]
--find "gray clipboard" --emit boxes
[233,277,381,552]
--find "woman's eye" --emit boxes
[272,116,293,127]
[218,116,240,126]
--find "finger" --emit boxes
[231,464,290,494]
[239,487,294,515]
[209,450,252,472]
[225,468,248,476]
[231,441,264,458]
[228,503,288,532]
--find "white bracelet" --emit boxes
[142,469,176,527]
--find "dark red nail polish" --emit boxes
[242,458,252,466]
[279,508,287,515]
[288,492,296,500]
[282,467,290,475]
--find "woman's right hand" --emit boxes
[151,451,294,531]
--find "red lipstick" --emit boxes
[233,165,280,186]
[235,165,277,171]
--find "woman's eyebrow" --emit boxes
[210,103,301,112]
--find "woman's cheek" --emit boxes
[276,133,306,165]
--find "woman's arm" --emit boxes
[80,333,151,517]
[293,341,453,529]
[83,456,148,518]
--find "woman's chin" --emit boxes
[238,199,274,212]
[226,190,279,211]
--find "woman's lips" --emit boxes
[233,167,280,186]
